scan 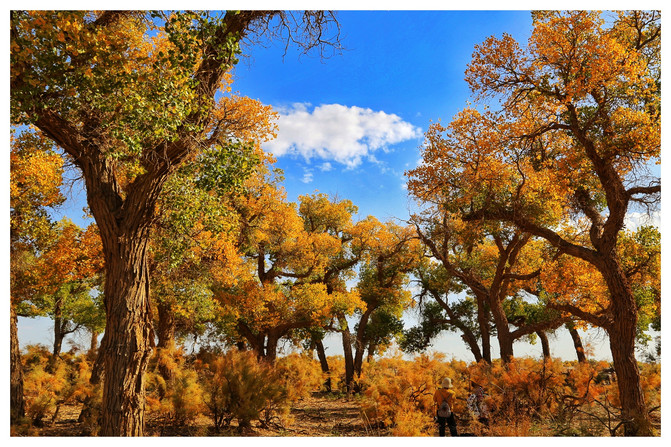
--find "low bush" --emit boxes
[198,350,287,432]
[146,347,205,426]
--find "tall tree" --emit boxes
[10,127,65,424]
[148,82,276,374]
[295,193,373,389]
[402,261,488,363]
[11,10,340,435]
[412,11,659,435]
[215,183,362,363]
[407,201,567,363]
[23,220,105,358]
[350,221,421,379]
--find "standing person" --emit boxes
[434,377,458,436]
[467,383,489,427]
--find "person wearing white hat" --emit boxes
[434,377,458,436]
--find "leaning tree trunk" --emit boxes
[10,305,25,424]
[566,323,587,363]
[537,330,551,360]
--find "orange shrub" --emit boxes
[145,347,205,426]
[198,350,288,432]
[639,362,661,406]
[22,347,69,426]
[358,353,469,436]
[21,345,97,428]
[325,355,346,392]
[274,353,325,402]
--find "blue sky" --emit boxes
[16,8,660,362]
[231,10,533,223]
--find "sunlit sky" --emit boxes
[11,4,665,363]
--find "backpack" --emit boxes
[437,399,452,418]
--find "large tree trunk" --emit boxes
[488,293,514,363]
[609,324,651,436]
[498,333,514,364]
[98,231,155,436]
[10,305,25,424]
[237,322,266,360]
[566,323,587,363]
[602,259,652,436]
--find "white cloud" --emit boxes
[624,211,660,231]
[301,171,314,184]
[319,162,333,172]
[264,103,421,168]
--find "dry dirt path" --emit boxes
[31,393,385,437]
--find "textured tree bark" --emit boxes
[610,329,651,436]
[10,305,25,424]
[98,231,154,436]
[488,292,515,363]
[601,259,652,436]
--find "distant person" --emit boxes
[467,382,489,427]
[434,377,458,436]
